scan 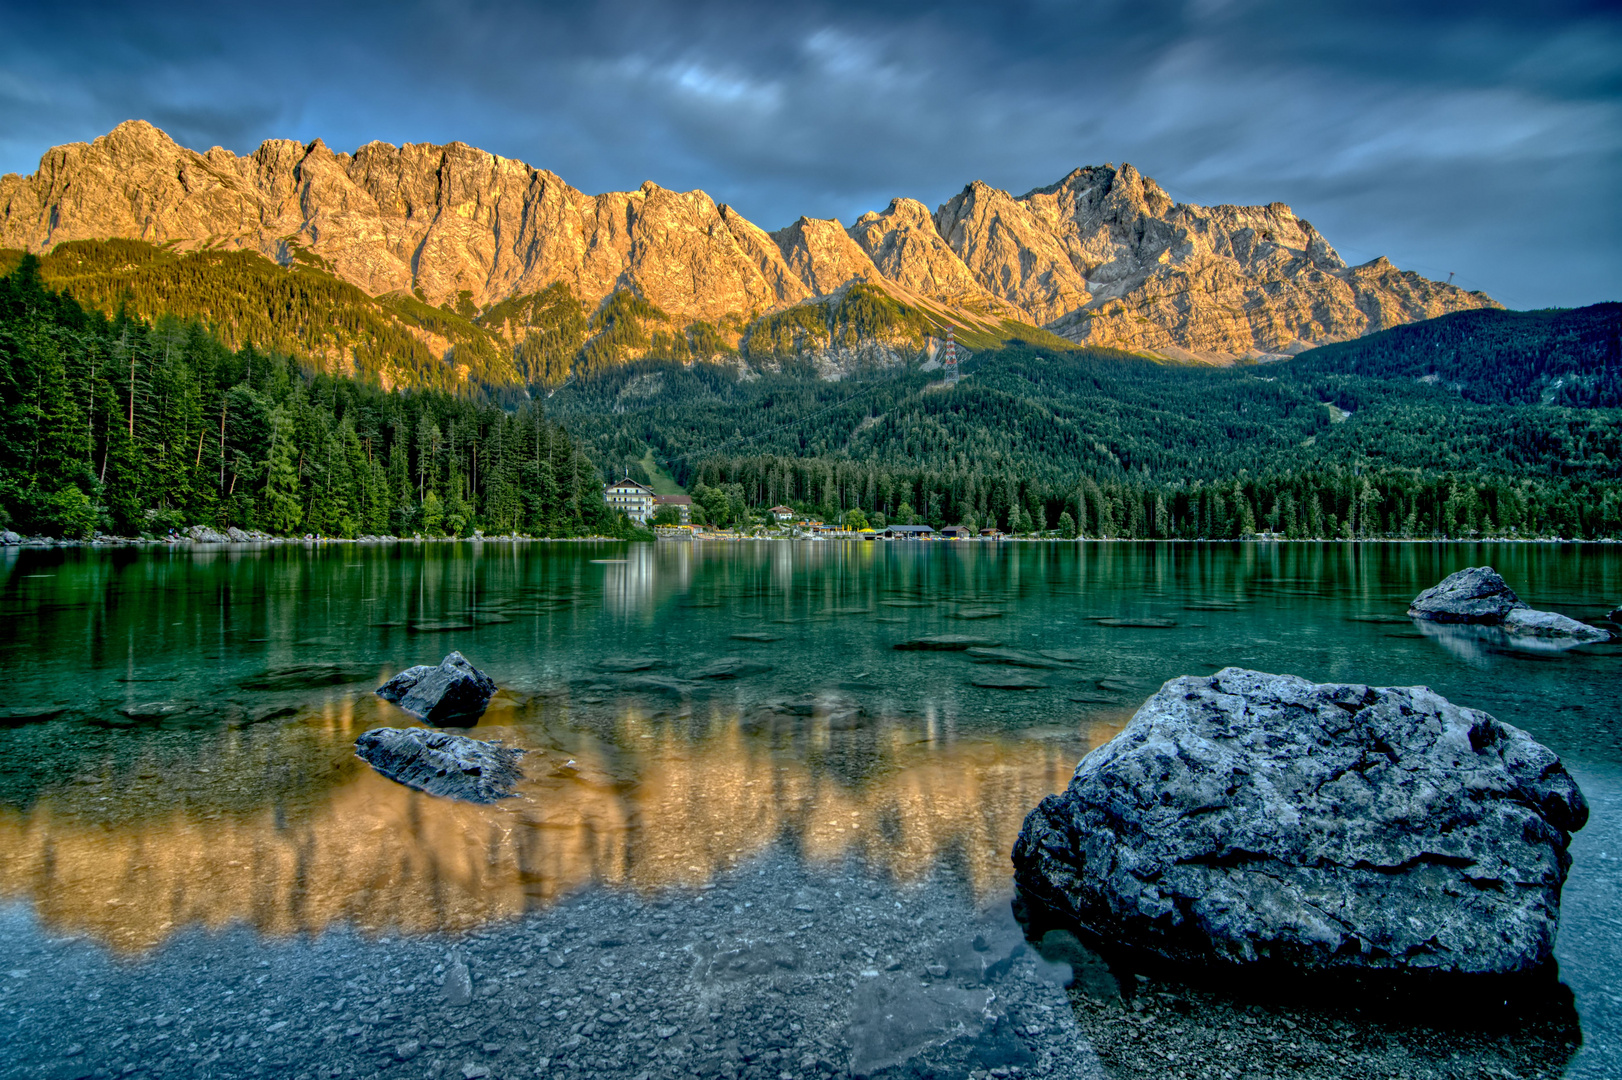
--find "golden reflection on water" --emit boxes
[0,700,1127,954]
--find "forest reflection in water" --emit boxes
[0,691,1120,953]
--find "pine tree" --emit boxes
[262,406,303,532]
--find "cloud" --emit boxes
[0,0,1615,307]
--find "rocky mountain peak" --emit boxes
[771,216,881,297]
[0,120,1499,366]
[848,196,1007,311]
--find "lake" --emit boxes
[1,539,1617,1080]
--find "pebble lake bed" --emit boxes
[0,539,1618,1079]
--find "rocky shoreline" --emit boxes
[6,530,1618,549]
[0,526,627,549]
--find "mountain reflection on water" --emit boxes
[0,695,1106,952]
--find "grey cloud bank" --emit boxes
[1,0,1616,309]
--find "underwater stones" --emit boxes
[354,727,524,803]
[1409,567,1610,641]
[375,652,497,723]
[1013,667,1587,976]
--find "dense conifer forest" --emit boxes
[0,256,633,539]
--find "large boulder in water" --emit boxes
[355,727,524,803]
[1012,667,1587,976]
[376,651,497,722]
[1408,566,1525,623]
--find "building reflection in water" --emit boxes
[601,544,680,618]
[0,694,1127,954]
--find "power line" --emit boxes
[676,334,974,461]
[677,375,899,461]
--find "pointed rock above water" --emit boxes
[1408,566,1526,623]
[376,651,497,723]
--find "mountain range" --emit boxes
[0,120,1497,385]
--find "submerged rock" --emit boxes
[239,663,379,692]
[693,656,772,679]
[845,975,991,1078]
[1502,607,1611,641]
[966,646,1065,668]
[895,634,1004,651]
[376,652,497,722]
[1013,667,1587,975]
[1410,567,1609,641]
[970,671,1048,690]
[595,656,664,672]
[354,727,524,803]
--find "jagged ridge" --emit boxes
[0,120,1497,379]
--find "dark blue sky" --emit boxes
[2,0,1617,309]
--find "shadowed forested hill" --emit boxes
[548,304,1622,538]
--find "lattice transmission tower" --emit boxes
[941,326,962,385]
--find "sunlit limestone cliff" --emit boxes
[0,120,1497,384]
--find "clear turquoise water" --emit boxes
[0,539,1617,1077]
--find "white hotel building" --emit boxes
[603,478,656,523]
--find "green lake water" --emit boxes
[0,539,1617,1079]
